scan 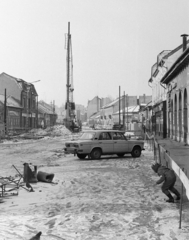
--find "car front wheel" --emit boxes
[77,153,87,159]
[90,148,102,159]
[131,147,141,158]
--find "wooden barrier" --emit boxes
[145,132,189,228]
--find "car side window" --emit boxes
[99,132,111,140]
[113,132,125,140]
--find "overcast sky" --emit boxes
[0,0,189,107]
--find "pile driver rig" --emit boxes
[64,22,79,132]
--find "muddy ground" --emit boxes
[0,134,189,240]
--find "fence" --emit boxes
[145,132,189,229]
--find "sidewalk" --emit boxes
[154,137,189,203]
[156,137,189,174]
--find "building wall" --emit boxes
[150,45,187,139]
[7,107,22,130]
[127,96,138,106]
[139,95,152,104]
[151,68,167,106]
[0,73,21,101]
[87,96,101,119]
[101,97,112,108]
[167,67,189,144]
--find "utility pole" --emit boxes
[26,86,30,130]
[126,94,128,130]
[36,95,38,128]
[4,89,7,135]
[119,86,121,126]
[123,91,126,130]
[53,100,55,125]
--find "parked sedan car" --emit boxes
[64,130,145,160]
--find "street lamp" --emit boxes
[29,80,41,84]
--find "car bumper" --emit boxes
[64,147,77,154]
[64,147,86,155]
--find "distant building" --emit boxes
[0,72,38,129]
[87,96,101,119]
[38,100,57,128]
[138,94,152,105]
[75,104,86,122]
[101,97,112,108]
[55,104,66,124]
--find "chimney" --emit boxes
[181,34,188,51]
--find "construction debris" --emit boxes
[37,171,55,183]
[29,231,42,240]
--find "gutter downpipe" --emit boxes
[148,79,152,88]
[160,82,166,89]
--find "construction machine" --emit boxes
[63,22,80,132]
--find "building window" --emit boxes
[33,100,35,109]
[23,98,26,108]
[28,99,31,109]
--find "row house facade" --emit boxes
[161,34,189,144]
[0,95,23,132]
[148,37,189,138]
[0,72,38,129]
[38,100,57,128]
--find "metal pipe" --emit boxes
[160,82,166,89]
[123,91,126,130]
[119,86,121,125]
[181,34,188,51]
[4,89,7,134]
[148,81,152,88]
[36,95,38,128]
[179,168,184,229]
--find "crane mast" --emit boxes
[64,22,77,131]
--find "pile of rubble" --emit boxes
[28,125,72,137]
[0,125,75,143]
[45,125,72,137]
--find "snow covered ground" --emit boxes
[0,127,188,239]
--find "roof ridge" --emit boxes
[163,39,189,59]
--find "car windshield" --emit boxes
[80,132,95,140]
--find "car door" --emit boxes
[98,132,114,154]
[113,132,128,153]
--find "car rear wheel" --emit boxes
[90,148,102,159]
[117,153,125,157]
[131,146,141,158]
[77,153,87,159]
